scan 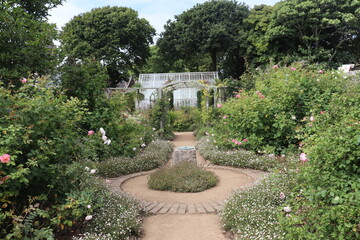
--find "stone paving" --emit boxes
[106,164,267,215]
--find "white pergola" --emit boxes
[105,71,222,109]
[138,72,219,109]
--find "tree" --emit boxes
[3,0,63,20]
[60,58,109,111]
[0,1,60,86]
[157,0,249,78]
[243,4,275,67]
[264,0,360,65]
[60,6,156,86]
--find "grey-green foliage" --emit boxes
[96,140,173,178]
[196,137,281,171]
[60,6,156,86]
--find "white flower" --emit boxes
[152,128,156,131]
[99,127,106,136]
[133,147,136,151]
[84,166,90,171]
[90,169,96,174]
[291,115,296,120]
[141,143,146,148]
[284,206,291,213]
[102,135,108,141]
[104,139,111,145]
[87,205,91,209]
[211,134,214,136]
[85,215,93,221]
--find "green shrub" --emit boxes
[196,137,284,171]
[168,107,201,132]
[213,64,351,154]
[96,140,173,178]
[148,162,218,192]
[279,90,360,240]
[221,171,297,239]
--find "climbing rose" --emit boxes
[20,78,27,83]
[102,135,108,142]
[310,116,315,122]
[85,215,93,221]
[223,116,227,119]
[217,104,222,108]
[84,166,90,171]
[87,205,91,209]
[320,111,325,115]
[243,138,248,143]
[318,70,324,74]
[300,153,308,163]
[0,154,11,164]
[235,94,240,98]
[290,67,296,71]
[104,139,111,145]
[87,130,94,136]
[236,141,242,145]
[272,65,279,69]
[90,169,96,174]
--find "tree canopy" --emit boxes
[157,0,249,78]
[60,6,156,86]
[0,0,60,86]
[247,0,360,66]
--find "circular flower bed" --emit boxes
[147,162,218,192]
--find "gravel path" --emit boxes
[107,132,267,239]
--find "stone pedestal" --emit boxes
[172,146,197,165]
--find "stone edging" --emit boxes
[105,165,268,215]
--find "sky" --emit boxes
[48,0,280,39]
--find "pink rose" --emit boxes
[20,78,27,83]
[87,130,95,136]
[320,111,325,115]
[290,67,296,71]
[0,154,11,164]
[217,104,222,108]
[273,65,279,69]
[279,192,285,200]
[300,153,308,163]
[310,116,315,122]
[318,70,324,74]
[243,138,248,143]
[223,116,227,119]
[235,94,240,98]
[236,141,242,145]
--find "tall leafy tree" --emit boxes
[60,6,156,86]
[0,1,61,86]
[157,0,249,78]
[265,0,360,65]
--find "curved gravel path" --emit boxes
[106,132,267,239]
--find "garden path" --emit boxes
[107,132,267,240]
